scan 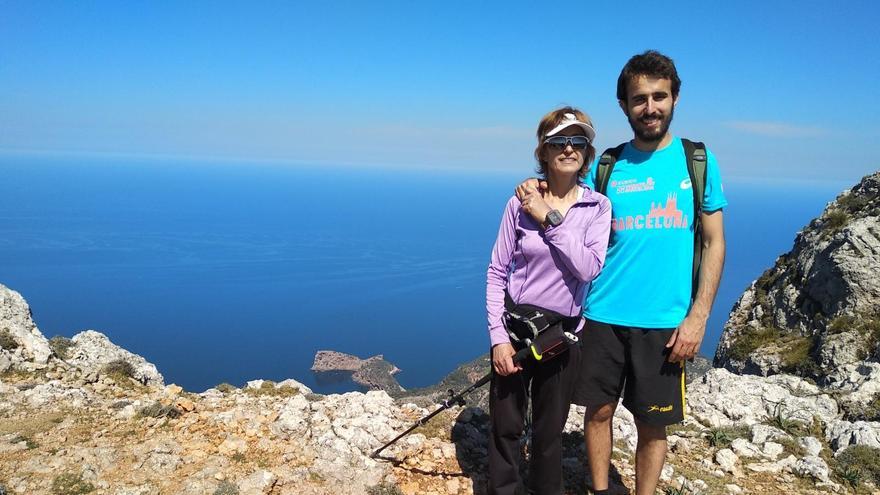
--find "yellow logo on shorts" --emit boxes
[647,404,674,413]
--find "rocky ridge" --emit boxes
[715,171,880,424]
[3,281,880,494]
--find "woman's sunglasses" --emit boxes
[543,135,591,150]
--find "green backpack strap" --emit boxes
[681,138,708,300]
[595,143,626,195]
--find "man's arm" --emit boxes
[667,209,726,362]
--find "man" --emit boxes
[517,50,726,495]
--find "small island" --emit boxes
[311,350,403,393]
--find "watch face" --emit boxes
[547,210,563,226]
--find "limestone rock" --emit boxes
[798,436,823,457]
[730,438,762,458]
[688,368,837,427]
[751,424,789,444]
[793,455,831,483]
[715,448,740,475]
[0,284,51,364]
[825,419,880,451]
[715,171,880,385]
[238,470,277,495]
[68,330,164,387]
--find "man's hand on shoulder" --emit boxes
[515,178,547,201]
[666,314,707,362]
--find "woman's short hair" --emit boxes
[534,106,596,180]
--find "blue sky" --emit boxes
[2,1,878,183]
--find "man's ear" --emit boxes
[672,95,680,108]
[618,98,628,116]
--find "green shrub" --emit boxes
[48,336,74,360]
[768,412,809,437]
[775,436,805,457]
[0,329,18,350]
[137,401,181,419]
[779,335,819,375]
[727,326,781,361]
[663,485,689,495]
[828,315,858,334]
[366,483,404,495]
[215,383,237,393]
[836,445,880,485]
[51,473,94,495]
[102,359,135,380]
[836,465,863,488]
[836,192,870,214]
[824,209,849,234]
[213,481,239,495]
[244,384,300,398]
[10,434,38,450]
[706,425,749,448]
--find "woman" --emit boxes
[486,107,612,495]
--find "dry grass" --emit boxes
[0,411,66,438]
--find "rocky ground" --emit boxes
[2,281,880,494]
[2,353,879,495]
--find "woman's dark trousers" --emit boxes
[488,344,581,495]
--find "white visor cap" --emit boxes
[545,113,596,143]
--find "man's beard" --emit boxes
[628,106,674,143]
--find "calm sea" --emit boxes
[0,155,845,393]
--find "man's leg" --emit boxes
[623,328,684,495]
[634,419,667,495]
[584,402,617,492]
[572,320,627,494]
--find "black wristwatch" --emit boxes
[544,209,563,229]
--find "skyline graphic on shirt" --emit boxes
[612,193,690,232]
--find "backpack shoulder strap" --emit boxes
[681,138,707,218]
[595,143,626,195]
[681,138,708,300]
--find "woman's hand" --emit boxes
[492,342,522,376]
[520,185,552,226]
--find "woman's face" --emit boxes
[541,126,587,176]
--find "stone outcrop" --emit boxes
[715,170,880,430]
[0,284,51,366]
[715,170,880,380]
[67,330,164,387]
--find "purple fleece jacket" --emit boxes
[486,186,612,346]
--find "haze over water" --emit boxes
[0,155,848,393]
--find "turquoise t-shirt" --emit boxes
[582,137,727,328]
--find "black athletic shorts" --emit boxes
[572,319,685,426]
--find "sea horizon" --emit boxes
[0,154,851,393]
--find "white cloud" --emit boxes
[723,120,828,138]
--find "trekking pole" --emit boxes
[370,341,551,459]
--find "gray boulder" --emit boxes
[0,284,51,364]
[825,419,880,452]
[68,330,164,387]
[688,368,838,427]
